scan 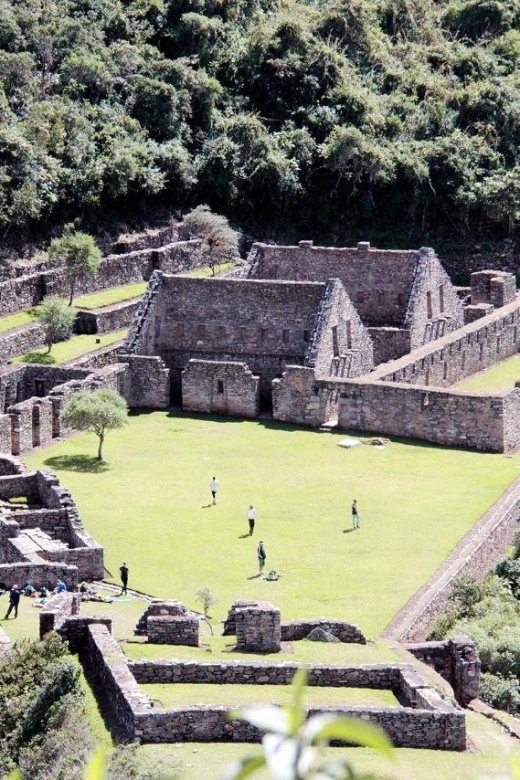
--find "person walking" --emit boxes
[248,505,256,535]
[352,499,361,529]
[4,584,21,619]
[257,541,266,574]
[210,476,219,505]
[119,562,129,595]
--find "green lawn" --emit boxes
[12,329,127,365]
[0,310,37,333]
[183,262,239,278]
[455,354,520,392]
[25,411,520,638]
[73,283,148,310]
[143,682,398,709]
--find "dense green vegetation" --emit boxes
[2,0,520,248]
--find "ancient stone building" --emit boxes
[248,241,464,363]
[122,273,373,412]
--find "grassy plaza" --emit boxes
[26,410,520,636]
[16,410,520,777]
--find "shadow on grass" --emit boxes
[43,454,110,473]
[238,533,250,539]
[247,574,262,580]
[343,528,356,534]
[18,351,56,364]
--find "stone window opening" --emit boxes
[439,284,445,313]
[261,328,267,344]
[496,337,501,353]
[443,362,448,381]
[303,329,311,343]
[461,352,466,370]
[197,324,205,339]
[346,320,352,350]
[282,329,290,344]
[426,291,433,319]
[332,326,340,357]
[479,343,484,361]
[34,380,45,397]
[218,325,227,340]
[216,380,224,394]
[422,392,429,408]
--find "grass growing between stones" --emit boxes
[454,354,520,393]
[12,329,127,365]
[142,682,399,709]
[25,410,520,638]
[73,283,148,309]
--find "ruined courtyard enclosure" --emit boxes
[454,354,520,393]
[26,411,520,637]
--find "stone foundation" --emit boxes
[235,602,281,653]
[147,615,200,646]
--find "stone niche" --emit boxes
[235,601,281,653]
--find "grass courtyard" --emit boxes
[25,410,520,637]
[455,354,520,393]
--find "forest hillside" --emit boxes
[1,0,520,251]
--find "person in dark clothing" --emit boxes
[4,584,21,619]
[257,541,266,574]
[119,563,129,595]
[352,499,361,529]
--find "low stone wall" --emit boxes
[147,615,200,646]
[135,599,190,635]
[281,619,366,644]
[39,591,80,638]
[82,623,151,741]
[130,660,403,689]
[68,344,123,370]
[0,323,47,363]
[135,704,465,750]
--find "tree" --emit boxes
[60,388,128,460]
[36,295,76,353]
[195,587,218,636]
[182,205,239,276]
[47,230,102,305]
[223,668,393,780]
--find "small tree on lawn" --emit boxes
[195,587,218,636]
[60,388,128,460]
[182,205,240,275]
[36,296,76,353]
[48,230,102,305]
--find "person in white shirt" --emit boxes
[210,476,219,505]
[248,505,256,535]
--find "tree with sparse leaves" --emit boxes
[60,388,128,460]
[48,230,102,306]
[182,205,239,276]
[36,296,76,353]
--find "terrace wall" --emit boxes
[74,300,139,335]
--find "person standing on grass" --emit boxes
[210,476,219,505]
[257,541,266,574]
[4,584,21,619]
[352,499,361,529]
[248,505,256,535]
[119,562,129,595]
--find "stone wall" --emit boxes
[235,602,281,653]
[368,328,411,365]
[471,270,516,308]
[0,323,47,363]
[182,360,260,417]
[74,300,139,335]
[10,397,54,455]
[121,355,169,409]
[281,619,366,644]
[39,591,80,638]
[147,615,200,646]
[0,561,78,591]
[134,600,190,635]
[406,635,480,706]
[372,295,520,388]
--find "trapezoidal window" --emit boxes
[332,326,340,357]
[426,291,433,319]
[217,380,224,394]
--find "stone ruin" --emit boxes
[134,600,201,646]
[0,455,103,591]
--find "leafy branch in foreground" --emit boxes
[223,667,394,780]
